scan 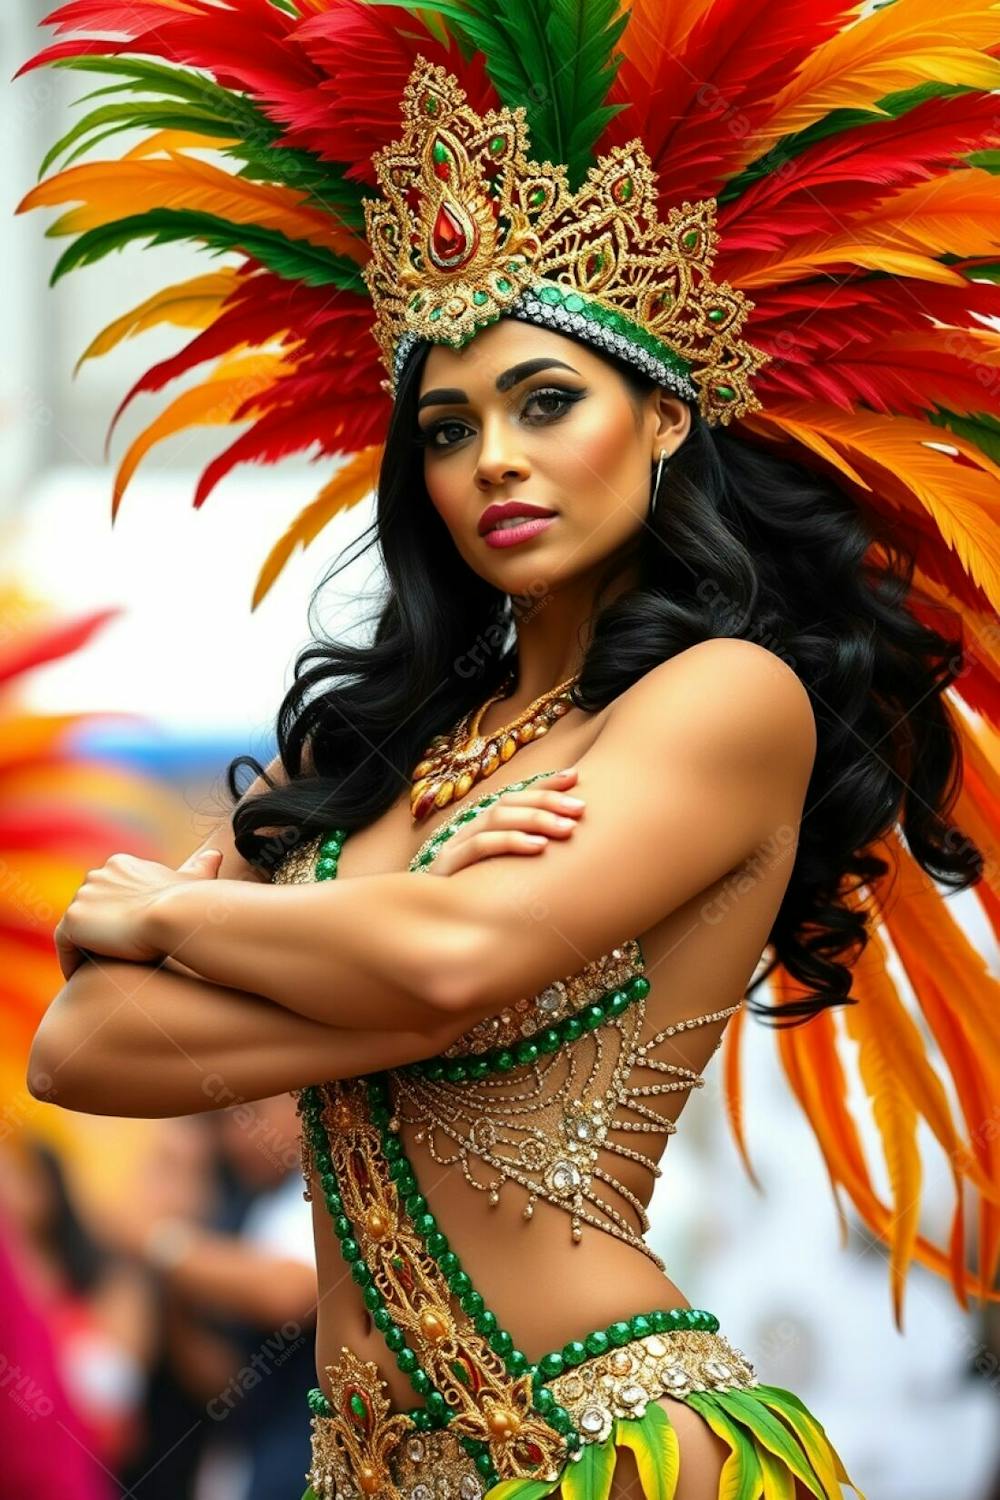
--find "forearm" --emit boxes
[154,1231,317,1328]
[145,871,478,1028]
[27,956,459,1118]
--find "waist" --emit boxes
[305,1304,758,1497]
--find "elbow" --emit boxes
[418,920,490,1019]
[27,1000,111,1115]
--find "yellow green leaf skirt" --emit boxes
[298,1323,865,1499]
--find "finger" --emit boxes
[177,848,224,876]
[430,829,550,875]
[478,803,583,834]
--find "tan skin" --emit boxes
[29,320,818,1497]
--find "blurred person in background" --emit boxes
[0,1136,149,1478]
[107,1096,318,1500]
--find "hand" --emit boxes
[53,847,225,980]
[427,767,585,876]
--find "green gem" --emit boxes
[472,290,489,306]
[429,307,442,322]
[715,385,736,401]
[451,1358,471,1386]
[582,1003,605,1031]
[438,1251,460,1276]
[461,1291,484,1316]
[548,1404,572,1434]
[507,1350,528,1376]
[385,1325,405,1351]
[489,1329,514,1357]
[514,1039,539,1066]
[629,976,651,1000]
[494,1050,515,1073]
[539,1351,564,1379]
[424,94,438,117]
[585,1330,610,1356]
[426,1391,447,1417]
[533,1385,555,1413]
[339,1238,361,1262]
[350,1261,371,1286]
[475,1453,493,1477]
[682,229,699,250]
[708,308,726,323]
[426,1230,449,1257]
[563,1018,584,1042]
[651,1310,669,1332]
[562,1341,587,1367]
[411,1369,432,1394]
[537,1028,562,1053]
[496,278,511,293]
[445,1060,468,1083]
[630,1315,652,1338]
[607,1321,632,1347]
[414,1213,437,1237]
[349,1392,367,1421]
[469,1057,490,1079]
[396,1349,418,1373]
[489,134,505,155]
[564,293,585,313]
[608,991,630,1017]
[539,284,562,305]
[474,1310,498,1336]
[432,140,449,165]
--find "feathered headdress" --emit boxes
[15,0,1000,1329]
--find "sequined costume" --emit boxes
[274,770,865,1500]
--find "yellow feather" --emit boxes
[840,930,923,1330]
[18,152,367,263]
[111,352,289,515]
[743,0,1000,154]
[74,269,241,374]
[726,168,1000,289]
[252,445,384,610]
[123,130,242,159]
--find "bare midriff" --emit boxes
[303,702,792,1413]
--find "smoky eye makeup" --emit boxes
[413,383,587,450]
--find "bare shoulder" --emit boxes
[601,639,817,784]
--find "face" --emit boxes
[415,317,691,597]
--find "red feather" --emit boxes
[718,91,1000,251]
[600,0,855,206]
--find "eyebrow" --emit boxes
[417,357,582,412]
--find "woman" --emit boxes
[19,5,1000,1498]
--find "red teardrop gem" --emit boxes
[432,201,468,260]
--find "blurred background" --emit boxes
[3,4,1000,1497]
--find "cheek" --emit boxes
[557,406,647,522]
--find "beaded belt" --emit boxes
[304,1310,758,1499]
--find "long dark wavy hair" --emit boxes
[225,320,983,1025]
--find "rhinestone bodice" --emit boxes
[274,769,743,1267]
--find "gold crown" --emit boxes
[361,56,769,426]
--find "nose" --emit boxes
[473,411,531,490]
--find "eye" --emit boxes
[414,385,585,451]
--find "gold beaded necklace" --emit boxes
[409,671,580,821]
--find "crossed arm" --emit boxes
[27,640,816,1117]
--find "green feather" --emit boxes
[614,1407,680,1500]
[559,1436,617,1500]
[927,408,1000,465]
[705,1389,826,1498]
[362,0,630,189]
[683,1392,762,1500]
[299,1488,318,1500]
[720,80,979,205]
[47,59,369,229]
[483,1479,561,1499]
[40,102,242,177]
[48,208,367,291]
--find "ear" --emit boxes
[649,391,692,457]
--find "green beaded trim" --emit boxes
[529,280,696,384]
[404,971,650,1080]
[300,1079,581,1488]
[531,1306,720,1384]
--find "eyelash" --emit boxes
[414,386,584,451]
